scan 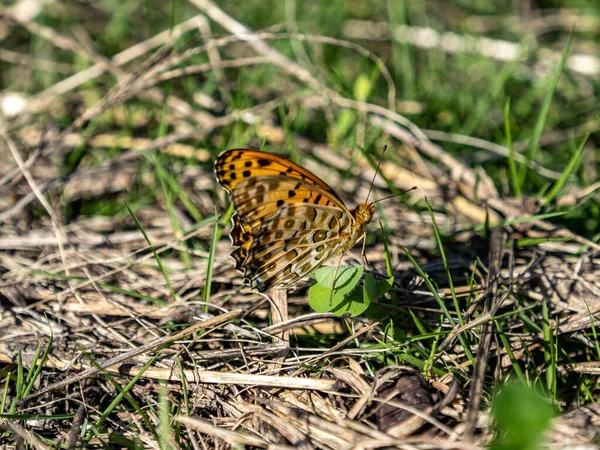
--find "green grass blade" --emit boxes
[93,356,157,431]
[504,97,521,197]
[202,210,221,311]
[387,0,415,99]
[379,221,396,304]
[542,299,554,395]
[495,320,527,386]
[22,341,44,392]
[518,33,573,187]
[402,248,474,367]
[1,374,10,416]
[423,195,474,363]
[585,302,600,361]
[463,60,516,137]
[473,211,568,231]
[83,352,158,444]
[150,152,191,268]
[22,335,53,399]
[126,203,177,302]
[543,134,589,206]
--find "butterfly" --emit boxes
[215,149,375,292]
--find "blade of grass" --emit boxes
[585,302,600,361]
[202,209,220,312]
[424,195,475,363]
[22,341,44,394]
[402,248,475,367]
[158,380,171,450]
[31,271,168,306]
[149,152,191,268]
[424,327,441,374]
[83,351,158,444]
[472,211,567,231]
[387,0,415,99]
[543,133,589,206]
[379,221,396,304]
[92,356,158,432]
[552,317,559,403]
[22,335,53,399]
[177,357,191,415]
[126,203,176,302]
[495,320,527,386]
[463,60,517,137]
[279,104,299,164]
[516,236,573,246]
[519,308,543,334]
[1,374,10,416]
[504,97,521,197]
[10,351,23,415]
[542,299,553,395]
[518,33,573,187]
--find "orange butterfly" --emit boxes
[215,149,374,292]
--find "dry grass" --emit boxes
[1,1,600,448]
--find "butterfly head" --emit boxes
[353,202,375,225]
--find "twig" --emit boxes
[465,230,506,437]
[17,309,244,405]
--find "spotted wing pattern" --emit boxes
[215,149,372,292]
[215,149,345,205]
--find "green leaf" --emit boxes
[353,74,373,102]
[364,302,386,321]
[491,383,555,450]
[315,266,363,296]
[376,276,394,298]
[363,274,393,303]
[332,286,370,317]
[364,273,378,303]
[308,283,347,313]
[309,266,366,315]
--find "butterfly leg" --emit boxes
[358,232,371,270]
[329,254,344,306]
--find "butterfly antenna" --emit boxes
[364,145,387,204]
[374,186,417,204]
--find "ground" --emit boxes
[1,1,600,448]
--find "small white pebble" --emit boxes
[1,92,28,118]
[10,0,43,22]
[568,54,600,76]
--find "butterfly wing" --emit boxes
[215,150,355,291]
[215,148,346,206]
[235,180,352,291]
